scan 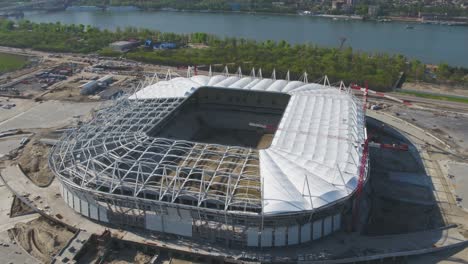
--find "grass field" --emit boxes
[0,52,28,74]
[397,90,468,104]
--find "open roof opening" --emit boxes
[148,86,291,149]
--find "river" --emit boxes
[22,10,468,67]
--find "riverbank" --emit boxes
[61,5,468,26]
[18,9,468,67]
[1,20,467,90]
[65,5,468,24]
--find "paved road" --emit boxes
[0,178,39,264]
[0,100,100,131]
[449,163,468,211]
[0,180,39,233]
[0,230,38,264]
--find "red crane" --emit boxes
[351,82,369,231]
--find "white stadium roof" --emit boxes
[130,75,366,215]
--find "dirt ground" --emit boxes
[17,138,53,187]
[10,195,35,218]
[106,247,153,264]
[387,106,468,156]
[10,217,74,263]
[41,84,96,102]
[402,82,468,97]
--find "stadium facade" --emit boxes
[49,71,368,248]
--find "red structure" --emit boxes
[352,82,369,231]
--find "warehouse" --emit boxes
[109,40,140,52]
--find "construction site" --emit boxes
[0,46,467,263]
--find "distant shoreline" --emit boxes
[53,6,467,26]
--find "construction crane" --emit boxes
[351,82,369,231]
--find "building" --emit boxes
[97,75,113,85]
[109,40,140,52]
[272,1,285,7]
[153,42,177,50]
[368,5,380,17]
[79,80,98,95]
[332,0,345,10]
[49,72,368,248]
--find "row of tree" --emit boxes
[0,19,466,90]
[75,0,296,13]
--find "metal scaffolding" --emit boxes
[50,96,263,214]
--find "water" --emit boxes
[22,10,468,67]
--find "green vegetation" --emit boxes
[75,0,296,13]
[126,43,407,90]
[0,19,466,91]
[72,0,468,16]
[0,52,28,73]
[397,90,468,104]
[97,47,123,57]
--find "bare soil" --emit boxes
[41,84,94,102]
[17,138,53,187]
[106,247,153,264]
[402,82,468,97]
[10,195,35,217]
[10,217,74,263]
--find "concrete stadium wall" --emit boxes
[61,182,344,248]
[246,213,341,247]
[60,182,109,223]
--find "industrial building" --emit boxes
[49,72,368,248]
[109,40,140,52]
[79,75,114,95]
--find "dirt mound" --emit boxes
[106,247,153,264]
[10,195,35,217]
[11,217,74,263]
[17,139,53,187]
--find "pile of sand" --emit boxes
[11,217,74,263]
[106,248,153,264]
[17,139,53,187]
[10,195,35,217]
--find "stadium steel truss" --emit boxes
[49,69,368,248]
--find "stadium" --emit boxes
[49,70,368,248]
